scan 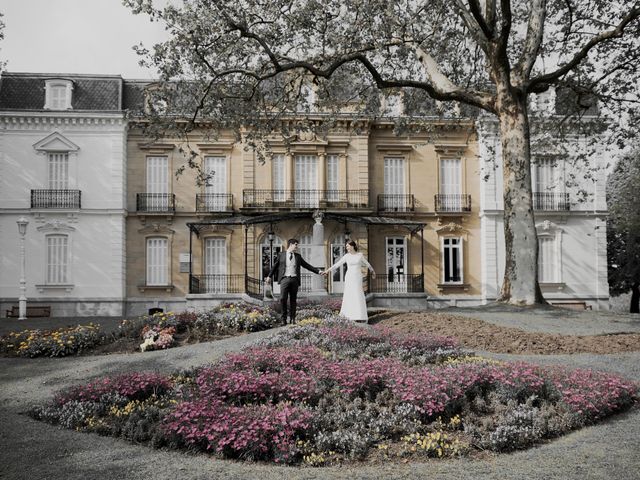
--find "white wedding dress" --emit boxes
[328,253,375,321]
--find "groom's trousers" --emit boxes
[280,276,299,323]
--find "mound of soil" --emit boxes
[376,312,640,355]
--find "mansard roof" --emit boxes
[0,72,125,111]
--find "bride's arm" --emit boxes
[325,254,347,273]
[360,254,376,276]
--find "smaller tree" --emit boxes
[607,148,640,313]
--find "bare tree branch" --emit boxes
[528,5,640,91]
[452,0,491,51]
[468,0,494,38]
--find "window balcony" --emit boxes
[377,194,416,213]
[365,273,424,293]
[533,192,570,211]
[31,189,81,209]
[195,193,234,213]
[243,190,369,209]
[189,274,245,294]
[434,194,471,213]
[136,193,175,213]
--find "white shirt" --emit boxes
[284,251,297,277]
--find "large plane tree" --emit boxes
[126,0,640,305]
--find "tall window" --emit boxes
[327,155,339,201]
[146,238,168,286]
[204,156,227,210]
[272,154,285,202]
[146,156,169,211]
[442,237,463,283]
[538,236,556,283]
[383,157,406,210]
[439,158,462,210]
[48,153,69,189]
[46,235,69,284]
[294,155,318,207]
[534,158,557,193]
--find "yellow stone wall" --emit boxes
[126,121,481,299]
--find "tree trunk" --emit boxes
[496,93,545,305]
[631,282,640,314]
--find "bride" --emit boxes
[323,240,376,321]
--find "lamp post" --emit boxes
[268,228,275,271]
[17,217,29,320]
[344,228,351,241]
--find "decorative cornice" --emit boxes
[137,142,175,153]
[0,113,126,130]
[36,220,76,233]
[375,144,414,152]
[138,223,175,235]
[434,143,468,156]
[196,141,235,153]
[33,131,80,152]
[435,221,467,234]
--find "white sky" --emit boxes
[0,0,169,79]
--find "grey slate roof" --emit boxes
[0,73,125,111]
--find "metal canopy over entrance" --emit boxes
[186,212,426,296]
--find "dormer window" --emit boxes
[45,79,73,110]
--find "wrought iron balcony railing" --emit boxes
[136,193,176,213]
[434,194,472,212]
[195,193,234,213]
[31,189,81,209]
[189,274,245,294]
[377,194,416,213]
[533,192,570,211]
[243,189,369,209]
[364,273,424,294]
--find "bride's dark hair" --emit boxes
[346,240,358,251]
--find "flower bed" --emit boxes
[116,302,279,352]
[30,318,638,465]
[0,324,103,357]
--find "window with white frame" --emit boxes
[383,157,406,210]
[439,157,462,210]
[538,236,557,283]
[442,237,463,283]
[272,154,285,202]
[294,155,319,207]
[146,156,169,211]
[146,237,169,286]
[48,153,69,189]
[44,80,73,110]
[46,235,69,284]
[327,154,339,201]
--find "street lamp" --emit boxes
[344,228,351,241]
[267,227,275,270]
[16,217,29,320]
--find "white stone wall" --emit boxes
[0,113,127,316]
[476,114,610,309]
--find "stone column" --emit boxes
[311,210,327,295]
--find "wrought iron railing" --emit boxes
[377,194,415,212]
[533,192,570,211]
[195,193,234,212]
[434,194,471,212]
[31,189,81,209]
[136,193,176,212]
[243,189,369,209]
[365,273,424,294]
[189,274,245,294]
[246,276,264,298]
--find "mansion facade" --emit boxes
[0,72,610,317]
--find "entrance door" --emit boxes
[386,237,407,293]
[204,237,227,293]
[204,156,227,211]
[330,235,347,293]
[295,155,318,207]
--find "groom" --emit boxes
[265,238,323,324]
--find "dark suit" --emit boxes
[268,251,320,323]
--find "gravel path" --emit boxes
[1,309,640,480]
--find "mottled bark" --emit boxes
[496,92,545,305]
